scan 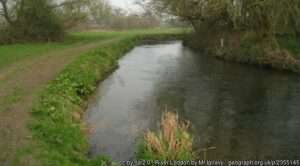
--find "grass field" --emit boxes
[0,32,118,69]
[0,28,185,166]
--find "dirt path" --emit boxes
[0,37,122,166]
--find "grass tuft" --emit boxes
[138,111,195,160]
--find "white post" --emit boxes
[220,38,224,48]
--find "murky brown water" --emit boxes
[85,41,300,161]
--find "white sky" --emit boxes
[109,0,142,13]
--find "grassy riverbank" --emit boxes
[30,37,138,165]
[185,32,300,73]
[0,28,185,165]
[26,31,183,165]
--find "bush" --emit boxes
[18,0,64,40]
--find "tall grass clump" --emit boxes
[138,112,195,160]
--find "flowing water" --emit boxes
[85,41,300,161]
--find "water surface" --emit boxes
[85,41,300,161]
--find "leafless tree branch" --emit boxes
[0,0,14,25]
[50,0,85,9]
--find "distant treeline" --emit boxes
[85,0,161,30]
[0,0,173,43]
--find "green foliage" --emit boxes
[0,0,65,43]
[235,31,264,64]
[277,35,300,58]
[211,32,300,73]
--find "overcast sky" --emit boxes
[109,0,142,12]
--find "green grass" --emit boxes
[0,32,119,69]
[28,30,183,165]
[0,87,25,112]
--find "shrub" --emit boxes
[17,0,64,41]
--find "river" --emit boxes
[85,41,300,161]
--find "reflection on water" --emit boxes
[85,41,300,161]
